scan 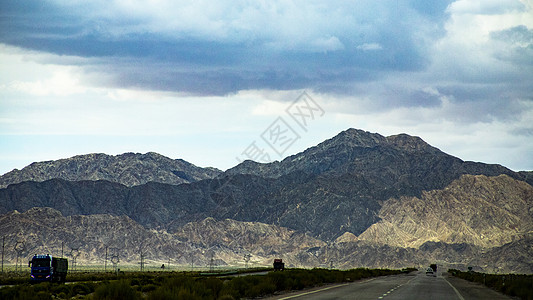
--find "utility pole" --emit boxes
[111,253,119,273]
[104,246,108,272]
[109,248,119,273]
[70,248,80,272]
[140,251,145,272]
[14,241,25,273]
[244,254,251,269]
[139,243,145,272]
[1,236,4,273]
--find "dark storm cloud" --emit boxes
[0,0,452,95]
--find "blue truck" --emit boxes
[28,254,68,283]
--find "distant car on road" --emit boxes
[426,267,435,276]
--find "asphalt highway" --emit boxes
[265,270,513,300]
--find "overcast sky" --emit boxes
[1,0,532,174]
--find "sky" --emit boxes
[0,0,532,174]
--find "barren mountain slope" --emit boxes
[173,217,325,257]
[358,174,533,248]
[0,207,324,267]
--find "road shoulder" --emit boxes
[442,272,516,300]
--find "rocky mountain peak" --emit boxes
[329,128,386,148]
[0,152,222,188]
[385,133,439,153]
[24,207,64,218]
[227,128,449,179]
[320,129,444,155]
[334,232,359,244]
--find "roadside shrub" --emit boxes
[147,288,176,300]
[32,282,50,293]
[267,271,288,290]
[176,288,201,300]
[226,277,250,297]
[203,277,223,298]
[0,275,28,285]
[242,276,271,298]
[51,284,70,296]
[36,290,51,300]
[139,275,155,286]
[449,269,533,300]
[147,286,202,300]
[140,283,158,293]
[0,285,21,300]
[93,280,140,300]
[0,285,49,300]
[70,282,95,297]
[250,279,276,297]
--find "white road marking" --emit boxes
[278,274,413,300]
[360,278,377,284]
[374,273,417,299]
[277,283,350,299]
[443,277,466,300]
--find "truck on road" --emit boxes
[29,254,68,283]
[430,264,437,273]
[273,259,285,271]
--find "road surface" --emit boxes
[265,270,512,300]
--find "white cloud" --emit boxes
[0,45,91,97]
[356,43,383,51]
[310,36,345,52]
[7,70,86,97]
[1,1,533,174]
[447,0,525,15]
[426,0,533,98]
[445,0,533,42]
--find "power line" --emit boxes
[1,236,5,274]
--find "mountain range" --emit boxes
[1,129,531,273]
[0,152,221,189]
